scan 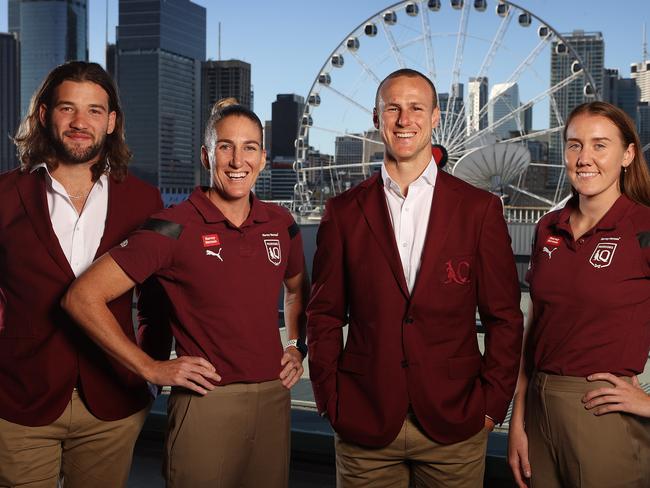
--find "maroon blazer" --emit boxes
[307,170,523,447]
[0,167,171,426]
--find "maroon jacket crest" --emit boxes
[307,170,523,447]
[0,167,171,426]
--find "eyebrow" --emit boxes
[566,137,612,143]
[55,100,108,111]
[217,139,261,146]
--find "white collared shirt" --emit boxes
[33,163,108,277]
[381,157,437,293]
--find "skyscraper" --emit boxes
[488,82,521,140]
[603,68,639,123]
[631,60,650,102]
[269,94,304,200]
[11,0,88,116]
[548,30,604,186]
[117,0,206,205]
[467,77,488,134]
[0,33,20,173]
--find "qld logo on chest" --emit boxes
[262,233,282,266]
[589,237,620,269]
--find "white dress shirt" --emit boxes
[33,164,108,277]
[381,157,437,293]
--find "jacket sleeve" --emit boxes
[306,199,347,419]
[476,195,523,423]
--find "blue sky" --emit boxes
[2,0,649,153]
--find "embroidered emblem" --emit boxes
[589,241,617,269]
[542,246,558,260]
[202,234,220,247]
[264,239,282,266]
[206,248,223,261]
[444,260,470,285]
[120,239,128,248]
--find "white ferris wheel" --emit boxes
[292,0,600,218]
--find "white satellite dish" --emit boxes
[452,143,531,194]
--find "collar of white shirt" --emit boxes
[31,162,108,195]
[380,156,438,198]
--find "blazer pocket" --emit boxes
[338,351,368,375]
[448,354,482,380]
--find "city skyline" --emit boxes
[1,0,648,133]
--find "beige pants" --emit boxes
[526,372,650,488]
[0,390,149,488]
[335,411,489,488]
[164,379,291,488]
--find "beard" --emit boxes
[49,126,107,165]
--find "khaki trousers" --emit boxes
[0,390,149,488]
[164,379,291,488]
[526,372,650,488]
[335,412,489,488]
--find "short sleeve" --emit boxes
[284,219,305,279]
[109,216,181,284]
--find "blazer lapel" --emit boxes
[411,171,462,299]
[16,170,76,280]
[356,175,409,299]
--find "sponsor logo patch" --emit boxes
[545,236,561,246]
[202,234,220,247]
[542,246,558,259]
[589,241,617,269]
[264,239,282,266]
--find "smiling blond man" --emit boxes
[307,69,523,487]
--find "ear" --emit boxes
[260,149,267,171]
[200,146,210,170]
[431,106,441,130]
[38,104,48,128]
[622,143,635,168]
[373,108,379,129]
[107,111,116,135]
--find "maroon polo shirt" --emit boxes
[526,194,650,376]
[109,187,304,384]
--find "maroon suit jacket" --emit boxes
[307,170,523,447]
[0,167,171,426]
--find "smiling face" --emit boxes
[39,80,116,166]
[201,114,266,203]
[374,74,440,166]
[564,113,634,204]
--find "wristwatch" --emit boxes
[284,338,308,358]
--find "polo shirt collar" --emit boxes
[189,187,271,225]
[552,193,634,234]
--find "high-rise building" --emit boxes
[271,94,304,160]
[202,59,251,112]
[638,102,650,163]
[117,0,206,206]
[0,33,20,173]
[603,68,639,123]
[12,0,88,116]
[631,60,650,102]
[438,83,464,139]
[488,82,521,140]
[548,30,604,186]
[106,43,117,81]
[467,77,488,134]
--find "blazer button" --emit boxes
[405,317,414,324]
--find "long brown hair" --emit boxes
[563,101,650,207]
[13,61,131,181]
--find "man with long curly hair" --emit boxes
[0,61,171,488]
